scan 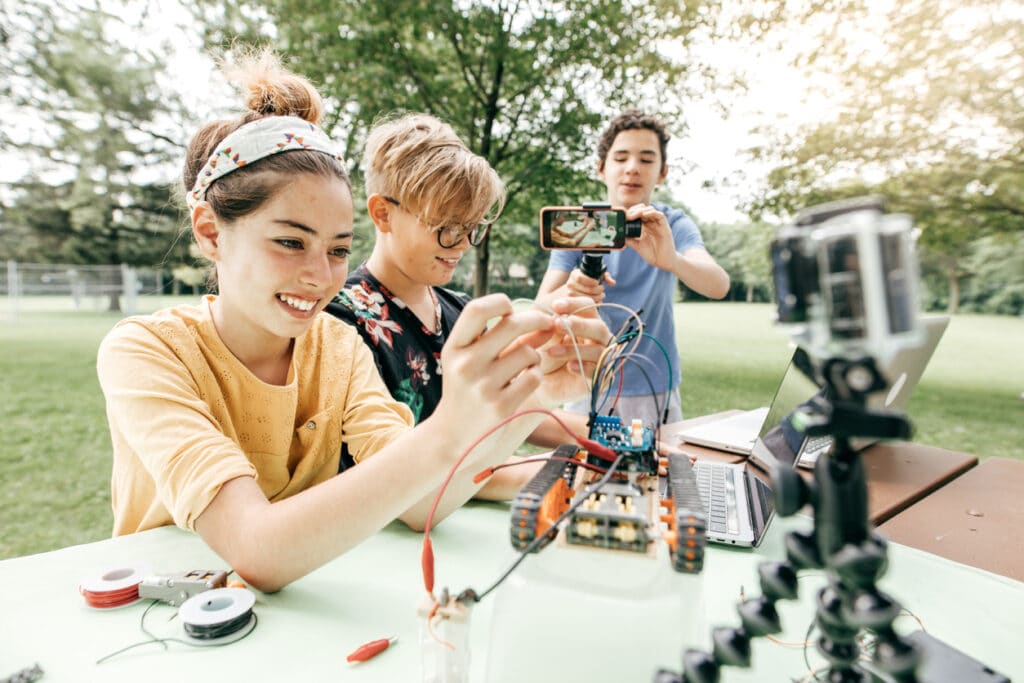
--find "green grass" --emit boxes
[1,299,1021,560]
[676,302,1024,461]
[0,297,196,561]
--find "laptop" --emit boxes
[675,315,949,549]
[749,314,950,471]
[674,407,770,455]
[690,459,775,547]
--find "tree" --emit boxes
[960,233,1024,315]
[697,221,775,302]
[742,0,1024,312]
[0,179,74,263]
[193,0,762,295]
[0,1,191,307]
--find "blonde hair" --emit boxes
[182,48,349,221]
[363,113,505,229]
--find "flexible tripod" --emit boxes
[659,348,926,682]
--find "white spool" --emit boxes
[79,564,150,594]
[178,587,257,644]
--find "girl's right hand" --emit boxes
[434,294,554,435]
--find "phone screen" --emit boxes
[540,207,626,250]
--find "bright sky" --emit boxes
[665,13,837,225]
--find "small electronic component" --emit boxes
[588,415,657,474]
[1,663,43,683]
[138,569,229,606]
[566,479,654,553]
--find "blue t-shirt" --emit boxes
[545,203,705,397]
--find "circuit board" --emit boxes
[587,415,658,475]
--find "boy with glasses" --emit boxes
[327,113,589,475]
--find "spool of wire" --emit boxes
[178,587,256,645]
[79,564,150,609]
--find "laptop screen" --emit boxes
[750,315,949,471]
[752,350,823,468]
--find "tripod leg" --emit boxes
[814,582,870,682]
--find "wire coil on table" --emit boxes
[178,587,257,644]
[79,564,150,609]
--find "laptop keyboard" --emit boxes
[805,434,832,453]
[693,461,739,535]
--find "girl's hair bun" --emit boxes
[224,47,323,125]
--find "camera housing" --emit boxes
[539,202,641,250]
[770,196,923,367]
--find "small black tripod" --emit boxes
[579,252,607,282]
[659,348,927,682]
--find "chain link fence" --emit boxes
[1,261,185,321]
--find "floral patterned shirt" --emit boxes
[326,265,470,426]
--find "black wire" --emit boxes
[628,359,662,424]
[468,453,626,603]
[95,600,258,664]
[183,611,254,640]
[590,323,642,417]
[139,599,169,650]
[593,342,662,425]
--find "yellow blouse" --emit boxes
[97,296,413,535]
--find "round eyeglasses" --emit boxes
[384,197,491,248]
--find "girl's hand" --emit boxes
[435,294,552,430]
[532,297,612,407]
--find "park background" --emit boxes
[1,0,1022,560]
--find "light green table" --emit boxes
[1,502,1021,682]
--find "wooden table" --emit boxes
[660,411,978,525]
[878,457,1024,582]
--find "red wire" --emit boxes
[474,454,607,484]
[81,583,140,608]
[420,407,614,597]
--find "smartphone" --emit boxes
[539,206,632,250]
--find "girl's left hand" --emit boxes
[531,297,610,407]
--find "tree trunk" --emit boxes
[946,266,960,314]
[474,236,490,297]
[746,285,754,303]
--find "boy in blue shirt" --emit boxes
[535,109,730,428]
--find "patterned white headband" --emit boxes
[186,115,344,211]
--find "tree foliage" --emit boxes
[0,1,190,282]
[742,0,1024,313]
[192,0,742,295]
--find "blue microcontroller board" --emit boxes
[588,415,658,474]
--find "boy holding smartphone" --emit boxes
[535,109,730,428]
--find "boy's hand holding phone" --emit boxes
[565,268,615,303]
[623,204,678,272]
